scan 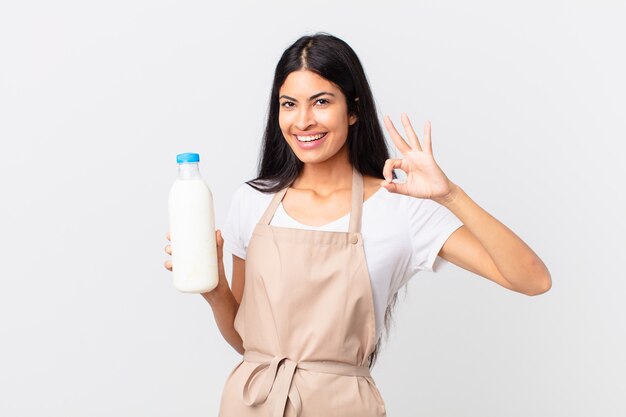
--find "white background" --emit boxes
[1,1,625,416]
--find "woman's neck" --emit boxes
[292,147,353,196]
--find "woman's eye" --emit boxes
[315,98,329,105]
[280,101,295,108]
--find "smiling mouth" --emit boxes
[295,132,328,142]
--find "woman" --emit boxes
[164,33,551,417]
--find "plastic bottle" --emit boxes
[168,153,218,293]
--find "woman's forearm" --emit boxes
[435,183,551,294]
[201,275,244,355]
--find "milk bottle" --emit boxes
[168,153,219,293]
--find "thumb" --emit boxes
[215,229,224,260]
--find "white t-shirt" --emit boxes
[221,182,464,340]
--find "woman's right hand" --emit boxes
[164,231,173,271]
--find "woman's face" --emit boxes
[278,70,357,165]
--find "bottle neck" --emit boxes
[177,162,201,180]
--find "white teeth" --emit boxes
[296,133,326,142]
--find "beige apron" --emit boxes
[218,168,387,417]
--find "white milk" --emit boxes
[168,154,218,293]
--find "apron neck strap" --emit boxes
[348,167,364,234]
[259,167,364,234]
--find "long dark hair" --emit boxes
[246,33,397,368]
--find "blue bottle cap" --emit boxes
[176,153,200,164]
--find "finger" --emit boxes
[165,245,171,255]
[380,177,409,195]
[166,231,170,241]
[383,115,412,155]
[382,158,403,182]
[400,113,422,151]
[423,121,433,155]
[164,260,172,271]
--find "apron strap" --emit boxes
[348,166,364,235]
[259,186,289,226]
[258,167,365,234]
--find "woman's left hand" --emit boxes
[381,113,455,202]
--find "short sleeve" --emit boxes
[221,185,248,260]
[407,197,463,273]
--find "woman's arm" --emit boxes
[201,234,245,355]
[435,185,551,295]
[380,114,551,295]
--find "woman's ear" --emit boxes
[349,97,359,125]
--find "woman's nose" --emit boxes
[295,106,315,131]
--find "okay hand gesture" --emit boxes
[381,113,455,202]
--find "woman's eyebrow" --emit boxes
[279,92,336,101]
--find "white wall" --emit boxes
[1,1,624,415]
